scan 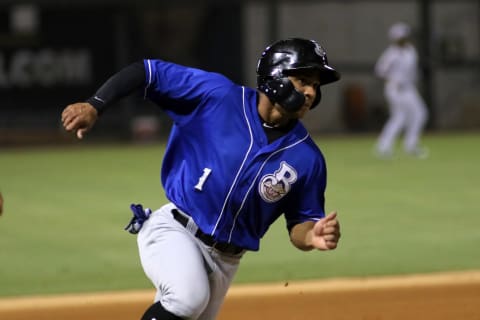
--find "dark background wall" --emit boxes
[0,0,479,144]
[0,2,244,142]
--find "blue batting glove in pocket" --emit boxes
[125,203,152,234]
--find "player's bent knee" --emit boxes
[141,301,183,320]
[167,290,209,319]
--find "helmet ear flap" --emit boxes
[259,77,305,112]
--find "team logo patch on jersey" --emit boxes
[259,161,298,203]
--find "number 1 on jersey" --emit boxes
[195,168,212,191]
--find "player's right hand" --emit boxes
[61,102,98,139]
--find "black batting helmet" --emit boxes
[256,38,340,112]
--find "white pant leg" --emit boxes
[402,87,428,152]
[197,249,240,320]
[137,203,210,319]
[138,203,242,320]
[377,83,407,154]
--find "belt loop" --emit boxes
[171,207,245,255]
[185,218,198,235]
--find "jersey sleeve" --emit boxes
[283,152,327,231]
[143,59,234,124]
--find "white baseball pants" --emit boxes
[137,203,241,320]
[376,82,428,155]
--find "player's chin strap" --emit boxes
[125,203,152,234]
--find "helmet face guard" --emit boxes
[256,38,340,111]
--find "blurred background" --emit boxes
[0,0,479,144]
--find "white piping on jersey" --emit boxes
[227,132,310,243]
[144,60,152,99]
[211,86,254,236]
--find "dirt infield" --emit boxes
[1,270,479,320]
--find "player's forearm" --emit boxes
[86,61,146,115]
[289,221,316,251]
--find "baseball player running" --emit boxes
[61,38,341,320]
[374,22,429,158]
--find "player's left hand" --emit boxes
[311,211,340,250]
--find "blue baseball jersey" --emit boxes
[144,59,327,251]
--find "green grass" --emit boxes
[0,132,479,297]
[240,132,480,282]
